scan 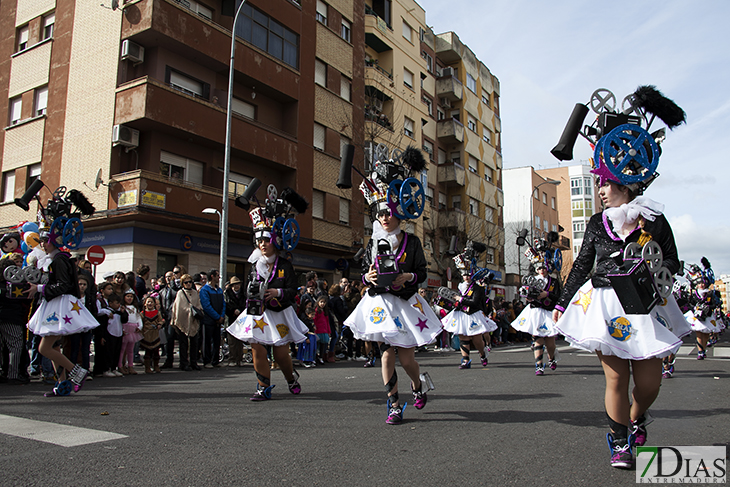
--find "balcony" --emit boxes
[364,6,393,53]
[437,162,465,187]
[121,0,300,98]
[437,118,464,144]
[436,75,463,103]
[434,31,464,64]
[437,208,465,229]
[115,77,299,168]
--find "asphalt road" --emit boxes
[1,340,728,487]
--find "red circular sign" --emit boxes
[86,245,106,265]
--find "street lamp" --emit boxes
[202,208,222,233]
[529,179,561,244]
[218,0,249,284]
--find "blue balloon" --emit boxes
[22,222,39,233]
[20,242,29,253]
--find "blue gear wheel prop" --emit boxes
[593,124,659,185]
[386,180,404,218]
[62,217,84,249]
[552,248,563,272]
[398,178,425,219]
[272,216,286,249]
[50,216,68,242]
[281,218,300,251]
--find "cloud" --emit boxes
[669,214,730,276]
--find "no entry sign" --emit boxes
[86,245,106,266]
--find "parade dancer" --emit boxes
[512,248,562,376]
[440,241,496,369]
[27,225,99,396]
[684,261,721,360]
[227,185,309,401]
[551,85,691,468]
[344,147,440,425]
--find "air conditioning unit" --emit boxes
[121,39,145,64]
[440,97,451,108]
[442,67,454,77]
[112,124,139,148]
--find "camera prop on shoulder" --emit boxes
[606,241,673,314]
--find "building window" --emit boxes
[364,214,373,236]
[422,140,434,160]
[533,188,539,199]
[167,68,209,99]
[231,97,255,119]
[316,0,328,24]
[402,21,412,43]
[340,76,351,101]
[339,198,349,224]
[466,73,476,93]
[482,127,492,145]
[535,215,540,229]
[585,199,593,217]
[176,0,212,19]
[450,151,461,165]
[9,97,22,125]
[43,12,56,39]
[421,51,433,72]
[236,3,299,69]
[468,155,478,174]
[426,186,434,205]
[438,148,447,165]
[438,192,446,210]
[403,117,414,138]
[584,177,593,196]
[452,195,461,210]
[551,196,556,209]
[437,108,445,121]
[403,69,414,89]
[160,151,203,185]
[28,163,41,186]
[341,18,351,42]
[542,192,547,205]
[2,171,15,203]
[485,248,495,264]
[422,96,432,116]
[469,197,478,216]
[543,220,548,231]
[315,59,326,86]
[340,135,351,159]
[313,123,325,151]
[35,86,49,116]
[467,114,477,132]
[228,172,252,197]
[17,25,29,52]
[484,166,493,183]
[482,90,490,107]
[484,206,494,223]
[572,200,584,218]
[571,178,582,196]
[312,190,324,219]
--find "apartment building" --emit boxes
[1,0,364,283]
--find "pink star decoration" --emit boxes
[415,318,429,332]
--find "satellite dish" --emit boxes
[95,168,104,189]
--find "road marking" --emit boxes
[0,414,127,447]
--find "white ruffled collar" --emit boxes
[604,197,664,234]
[248,248,277,280]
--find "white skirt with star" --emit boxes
[227,306,308,347]
[555,282,692,360]
[511,305,558,337]
[27,294,100,337]
[344,292,442,348]
[684,311,721,334]
[441,310,497,336]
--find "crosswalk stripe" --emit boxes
[0,414,127,447]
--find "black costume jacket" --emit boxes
[556,211,679,311]
[362,232,426,300]
[252,256,297,312]
[458,281,487,315]
[43,250,81,301]
[528,275,562,311]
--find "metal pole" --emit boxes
[221,0,248,283]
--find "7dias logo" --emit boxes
[637,446,726,483]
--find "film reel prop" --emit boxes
[593,124,660,186]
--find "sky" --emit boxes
[416,0,730,277]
